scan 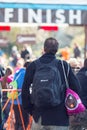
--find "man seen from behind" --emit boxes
[22,37,81,130]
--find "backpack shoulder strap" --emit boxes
[61,60,70,77]
[61,60,70,88]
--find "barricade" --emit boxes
[1,89,33,130]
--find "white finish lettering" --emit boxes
[46,9,51,23]
[18,9,23,22]
[5,8,14,22]
[69,10,81,24]
[56,10,65,23]
[28,9,42,23]
[1,8,83,25]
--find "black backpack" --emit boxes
[31,59,63,108]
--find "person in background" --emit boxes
[10,46,20,68]
[0,48,5,57]
[0,65,5,78]
[22,37,81,130]
[0,66,13,89]
[14,58,24,73]
[69,58,87,130]
[76,58,87,109]
[0,66,13,130]
[0,64,5,130]
[61,46,70,61]
[23,60,31,69]
[21,44,30,61]
[73,43,81,58]
[10,61,30,130]
[68,58,81,74]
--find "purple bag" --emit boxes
[65,88,86,115]
[61,61,86,116]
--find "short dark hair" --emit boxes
[44,37,59,54]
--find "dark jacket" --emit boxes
[76,67,87,108]
[22,53,81,126]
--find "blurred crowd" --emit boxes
[0,42,86,130]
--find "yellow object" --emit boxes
[7,80,18,100]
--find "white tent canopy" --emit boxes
[0,0,87,10]
[0,0,87,4]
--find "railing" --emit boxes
[0,88,33,130]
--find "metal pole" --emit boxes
[84,25,87,59]
[0,85,2,129]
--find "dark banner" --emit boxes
[0,8,87,25]
[16,34,36,44]
[0,37,8,47]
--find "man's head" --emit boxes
[44,37,59,54]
